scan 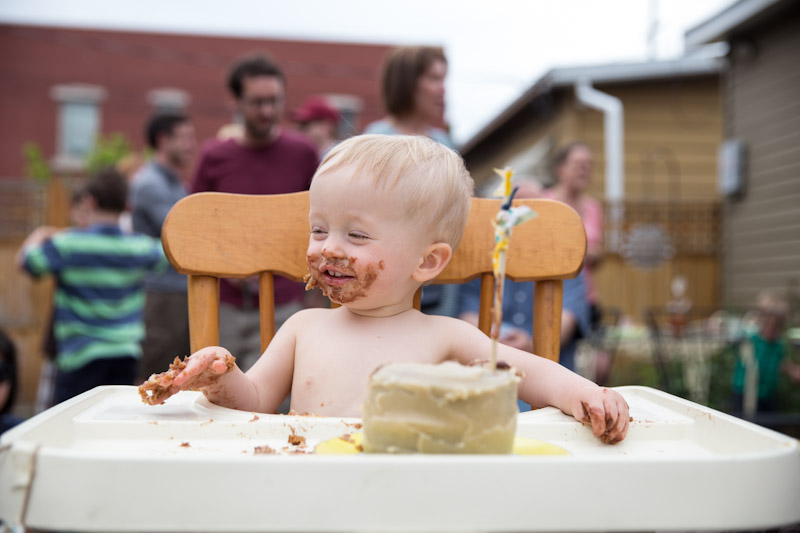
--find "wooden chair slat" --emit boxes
[187,275,219,353]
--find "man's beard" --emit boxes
[168,152,187,170]
[245,120,276,142]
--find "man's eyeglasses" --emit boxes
[241,97,283,109]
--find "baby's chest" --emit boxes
[294,328,447,375]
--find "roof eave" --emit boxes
[684,0,784,47]
[460,56,722,156]
[459,74,555,155]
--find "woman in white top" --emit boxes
[365,46,453,148]
[365,46,458,317]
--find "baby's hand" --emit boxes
[138,347,236,406]
[172,347,236,389]
[569,385,629,444]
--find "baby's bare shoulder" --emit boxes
[419,313,480,328]
[413,313,486,338]
[410,314,492,363]
[282,307,336,331]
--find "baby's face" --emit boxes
[307,165,429,313]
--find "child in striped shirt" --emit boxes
[17,168,167,404]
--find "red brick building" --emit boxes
[0,23,393,179]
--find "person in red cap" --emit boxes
[292,96,340,158]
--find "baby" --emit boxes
[168,134,629,444]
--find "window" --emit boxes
[147,88,191,113]
[60,101,98,158]
[50,84,106,172]
[325,94,363,138]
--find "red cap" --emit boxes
[292,96,339,123]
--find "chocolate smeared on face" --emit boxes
[303,272,317,291]
[327,262,381,303]
[306,252,382,304]
[306,253,325,293]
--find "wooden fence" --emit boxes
[1,177,72,416]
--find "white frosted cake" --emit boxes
[362,361,521,454]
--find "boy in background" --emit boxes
[17,169,167,404]
[36,187,92,410]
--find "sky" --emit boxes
[0,0,735,145]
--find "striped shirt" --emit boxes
[23,224,167,372]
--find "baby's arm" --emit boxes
[171,313,301,413]
[444,318,629,444]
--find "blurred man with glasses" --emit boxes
[192,54,319,373]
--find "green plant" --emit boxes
[84,132,133,174]
[22,142,52,182]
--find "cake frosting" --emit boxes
[361,361,521,454]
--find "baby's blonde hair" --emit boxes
[313,134,474,250]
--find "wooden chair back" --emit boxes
[440,197,586,361]
[162,192,586,362]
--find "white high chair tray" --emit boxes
[1,385,798,532]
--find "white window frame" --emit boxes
[50,83,107,172]
[147,88,191,112]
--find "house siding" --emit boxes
[721,4,800,307]
[463,75,722,321]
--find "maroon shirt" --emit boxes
[192,130,318,308]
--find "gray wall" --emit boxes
[721,4,800,308]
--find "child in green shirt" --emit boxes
[732,291,800,414]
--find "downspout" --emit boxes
[575,79,624,253]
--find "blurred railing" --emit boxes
[0,178,47,241]
[596,200,722,320]
[605,199,720,260]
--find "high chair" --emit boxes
[162,191,586,362]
